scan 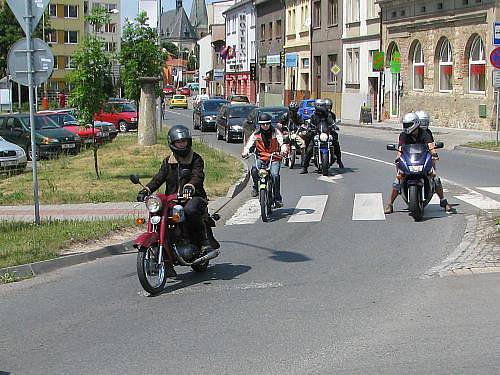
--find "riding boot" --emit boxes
[200,222,215,253]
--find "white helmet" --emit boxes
[402,112,420,134]
[415,110,430,130]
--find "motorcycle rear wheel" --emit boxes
[288,148,296,169]
[137,245,167,294]
[408,185,424,222]
[260,189,268,222]
[191,260,209,272]
[321,153,329,176]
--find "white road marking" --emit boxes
[477,187,500,195]
[288,195,328,223]
[455,191,500,210]
[342,151,394,166]
[429,195,440,205]
[352,193,385,221]
[318,174,344,183]
[225,199,261,225]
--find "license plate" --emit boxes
[62,143,76,149]
[102,132,109,137]
[0,160,17,167]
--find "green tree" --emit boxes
[161,41,179,59]
[67,6,112,178]
[120,11,166,103]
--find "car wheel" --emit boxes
[119,121,128,133]
[27,144,39,161]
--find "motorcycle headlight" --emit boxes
[409,165,423,172]
[145,195,162,213]
[150,215,161,225]
[258,169,268,178]
[320,133,329,142]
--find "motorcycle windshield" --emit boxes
[401,144,428,165]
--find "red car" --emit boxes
[163,85,175,96]
[178,86,191,96]
[37,111,104,145]
[94,101,138,132]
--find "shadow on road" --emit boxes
[220,240,311,263]
[268,207,314,222]
[0,371,11,375]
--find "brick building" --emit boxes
[379,0,497,130]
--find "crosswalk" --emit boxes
[224,186,500,225]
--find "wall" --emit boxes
[197,34,213,91]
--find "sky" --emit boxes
[121,0,198,26]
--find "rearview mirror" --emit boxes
[434,142,444,149]
[386,144,397,151]
[129,175,140,184]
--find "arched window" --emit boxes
[439,39,453,92]
[469,36,485,93]
[412,42,424,90]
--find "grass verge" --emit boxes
[463,141,500,152]
[0,133,242,205]
[0,218,134,270]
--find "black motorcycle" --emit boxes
[312,119,338,176]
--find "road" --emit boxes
[1,108,499,374]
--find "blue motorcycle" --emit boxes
[386,141,444,221]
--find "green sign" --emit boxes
[390,51,401,74]
[373,51,384,72]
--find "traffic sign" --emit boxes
[490,47,500,69]
[494,22,500,45]
[7,38,54,86]
[172,68,177,76]
[373,51,385,72]
[6,0,50,36]
[330,64,341,75]
[493,70,500,90]
[390,51,401,74]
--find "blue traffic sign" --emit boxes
[494,22,500,45]
[490,47,500,69]
[172,68,177,76]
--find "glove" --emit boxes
[182,185,195,200]
[136,189,148,202]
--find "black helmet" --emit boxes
[288,101,298,112]
[168,125,192,157]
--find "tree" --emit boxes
[67,6,112,178]
[120,12,166,103]
[161,41,179,59]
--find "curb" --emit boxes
[339,122,400,133]
[453,145,500,158]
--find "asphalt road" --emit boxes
[1,109,499,374]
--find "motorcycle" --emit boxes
[280,125,301,169]
[129,174,220,294]
[312,119,338,176]
[386,141,444,221]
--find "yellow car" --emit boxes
[169,95,188,109]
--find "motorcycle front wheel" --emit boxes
[137,245,167,294]
[321,152,329,176]
[408,185,424,222]
[260,188,268,222]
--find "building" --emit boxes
[255,0,285,106]
[283,0,311,104]
[340,0,380,122]
[223,0,257,102]
[311,0,343,115]
[160,0,198,52]
[379,0,495,130]
[190,0,209,38]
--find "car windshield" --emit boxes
[23,116,59,129]
[231,96,249,102]
[115,103,136,112]
[262,109,287,122]
[202,101,226,112]
[173,95,185,100]
[229,106,254,118]
[48,114,77,125]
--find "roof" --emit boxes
[160,6,198,41]
[223,0,253,15]
[189,0,208,35]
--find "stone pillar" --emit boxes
[138,77,160,146]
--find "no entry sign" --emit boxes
[490,47,500,69]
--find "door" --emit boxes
[368,77,378,120]
[390,73,400,118]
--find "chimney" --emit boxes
[176,0,182,9]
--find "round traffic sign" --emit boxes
[490,47,500,69]
[7,38,54,86]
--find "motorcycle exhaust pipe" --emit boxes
[191,249,220,265]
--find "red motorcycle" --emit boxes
[130,175,220,294]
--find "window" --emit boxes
[412,42,424,91]
[47,31,58,44]
[64,5,78,18]
[314,56,321,76]
[64,31,78,44]
[328,0,338,25]
[400,9,405,16]
[276,66,281,83]
[53,56,59,69]
[104,24,116,33]
[420,6,426,12]
[347,0,360,22]
[301,5,307,30]
[106,4,117,12]
[437,2,443,9]
[268,67,273,82]
[313,1,321,28]
[302,58,310,68]
[276,20,282,38]
[49,4,57,17]
[367,0,378,18]
[261,24,266,40]
[469,36,485,93]
[268,22,273,39]
[368,49,376,72]
[439,39,453,92]
[346,48,359,84]
[105,42,116,52]
[327,54,338,83]
[64,56,75,70]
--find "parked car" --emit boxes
[187,82,199,92]
[227,95,250,104]
[298,99,316,120]
[0,136,27,173]
[194,94,209,106]
[242,106,289,143]
[163,85,175,96]
[216,103,257,143]
[38,110,104,146]
[60,108,118,141]
[169,94,188,109]
[94,101,138,132]
[193,99,229,131]
[0,113,82,160]
[178,87,191,96]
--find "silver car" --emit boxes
[0,136,27,173]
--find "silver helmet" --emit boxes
[402,112,420,134]
[414,110,430,130]
[324,98,333,111]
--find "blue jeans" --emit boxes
[251,159,282,203]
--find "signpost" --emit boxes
[494,22,500,46]
[6,0,51,225]
[494,70,500,146]
[490,47,500,69]
[330,64,341,116]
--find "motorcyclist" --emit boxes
[242,112,287,207]
[384,112,453,214]
[324,98,344,169]
[280,102,307,159]
[136,125,218,266]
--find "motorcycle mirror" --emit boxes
[386,144,397,151]
[434,142,444,149]
[129,174,141,184]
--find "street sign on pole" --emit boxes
[494,22,500,45]
[8,38,54,86]
[490,47,500,69]
[330,64,341,75]
[6,0,50,36]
